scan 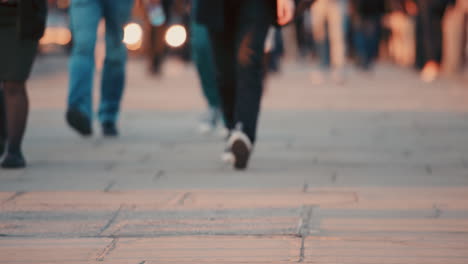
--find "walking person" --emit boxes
[0,0,47,169]
[66,0,134,137]
[195,0,295,170]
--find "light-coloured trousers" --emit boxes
[310,0,348,69]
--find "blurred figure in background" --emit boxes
[414,0,455,82]
[0,0,47,168]
[442,0,468,75]
[264,27,285,74]
[190,0,223,134]
[309,0,349,84]
[66,0,134,137]
[143,0,173,75]
[195,0,295,170]
[350,0,386,70]
[385,0,417,67]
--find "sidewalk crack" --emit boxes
[98,205,124,236]
[96,238,118,261]
[0,191,26,206]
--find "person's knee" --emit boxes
[72,35,97,57]
[237,32,261,68]
[105,43,127,64]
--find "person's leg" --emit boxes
[208,27,237,133]
[191,20,220,110]
[310,0,330,69]
[352,19,368,68]
[233,0,272,144]
[99,0,133,135]
[442,3,464,74]
[0,82,6,155]
[1,81,28,168]
[67,0,102,134]
[327,0,347,71]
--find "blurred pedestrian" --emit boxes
[414,0,455,82]
[264,27,285,74]
[385,0,417,67]
[190,0,223,134]
[350,0,386,70]
[442,0,468,75]
[195,0,295,170]
[66,0,134,137]
[143,0,173,75]
[309,0,349,84]
[0,0,47,169]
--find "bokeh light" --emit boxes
[165,25,187,48]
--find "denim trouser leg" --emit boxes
[68,0,102,119]
[98,0,133,124]
[191,20,220,109]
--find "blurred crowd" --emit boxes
[127,0,468,83]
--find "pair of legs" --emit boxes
[352,15,382,70]
[310,0,348,71]
[208,0,272,144]
[68,0,133,135]
[0,81,29,167]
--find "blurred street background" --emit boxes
[1,0,468,263]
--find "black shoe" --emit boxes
[228,130,252,170]
[102,122,118,137]
[1,151,26,169]
[66,108,92,136]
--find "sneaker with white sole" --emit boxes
[227,130,252,170]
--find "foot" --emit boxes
[66,108,92,136]
[102,122,118,137]
[1,151,26,169]
[227,130,252,170]
[221,146,235,164]
[421,61,439,83]
[198,108,221,134]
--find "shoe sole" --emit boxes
[1,157,26,169]
[66,110,92,136]
[232,139,250,170]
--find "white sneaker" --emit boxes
[221,146,235,164]
[227,130,252,170]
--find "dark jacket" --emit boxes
[18,0,47,40]
[195,0,277,30]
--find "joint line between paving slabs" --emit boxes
[298,205,314,262]
[0,191,26,206]
[99,204,125,236]
[104,180,117,192]
[96,238,118,261]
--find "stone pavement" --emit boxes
[1,56,468,263]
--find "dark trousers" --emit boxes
[352,16,382,69]
[208,0,272,143]
[415,0,447,68]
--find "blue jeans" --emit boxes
[191,20,220,110]
[68,0,133,123]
